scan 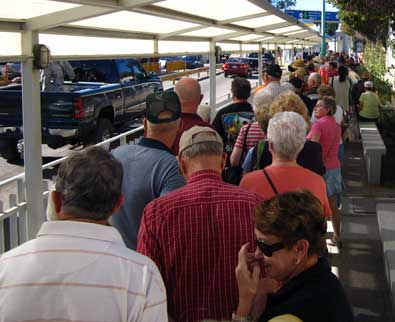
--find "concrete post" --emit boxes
[209,40,217,121]
[258,42,263,86]
[21,30,44,239]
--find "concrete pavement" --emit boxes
[330,142,395,322]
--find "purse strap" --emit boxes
[263,168,279,195]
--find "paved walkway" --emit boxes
[330,142,395,322]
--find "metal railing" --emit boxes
[0,81,258,254]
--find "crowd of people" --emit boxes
[1,51,377,322]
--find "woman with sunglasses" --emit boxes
[233,191,353,322]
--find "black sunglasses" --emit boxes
[255,239,285,257]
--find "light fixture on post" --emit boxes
[33,44,50,70]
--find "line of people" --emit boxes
[0,61,357,322]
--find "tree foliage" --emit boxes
[268,0,296,10]
[328,0,395,45]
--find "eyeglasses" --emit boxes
[255,239,285,257]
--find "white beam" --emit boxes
[24,6,116,31]
[217,11,272,25]
[49,0,161,8]
[26,0,164,31]
[213,31,248,42]
[255,22,291,33]
[21,30,44,240]
[157,25,208,40]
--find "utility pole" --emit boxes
[321,0,326,56]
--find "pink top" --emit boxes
[307,115,341,170]
[234,122,266,150]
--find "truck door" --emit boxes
[115,59,143,120]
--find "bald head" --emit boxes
[174,78,203,113]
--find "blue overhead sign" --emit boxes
[285,10,340,22]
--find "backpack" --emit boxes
[251,140,267,171]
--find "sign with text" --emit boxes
[285,10,340,23]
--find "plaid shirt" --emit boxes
[137,170,262,322]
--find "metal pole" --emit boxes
[321,0,326,56]
[209,40,217,121]
[258,42,263,86]
[21,30,44,239]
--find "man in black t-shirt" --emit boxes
[212,77,254,152]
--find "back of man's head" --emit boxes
[231,77,251,100]
[178,126,223,158]
[178,126,224,177]
[174,77,202,112]
[145,91,182,139]
[55,146,123,220]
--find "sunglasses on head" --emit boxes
[255,239,285,257]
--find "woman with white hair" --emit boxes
[229,94,274,167]
[240,111,331,218]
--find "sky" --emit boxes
[293,0,338,12]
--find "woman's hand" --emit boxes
[235,243,261,316]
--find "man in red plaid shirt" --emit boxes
[137,126,262,322]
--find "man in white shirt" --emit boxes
[0,146,167,322]
[255,64,285,99]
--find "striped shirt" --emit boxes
[0,221,167,322]
[137,170,262,322]
[234,122,266,150]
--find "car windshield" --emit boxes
[227,58,241,63]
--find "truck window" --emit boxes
[116,59,146,82]
[70,60,115,83]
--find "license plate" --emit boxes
[232,66,237,69]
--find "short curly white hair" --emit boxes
[267,111,307,161]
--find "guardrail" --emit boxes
[0,80,257,254]
[160,64,223,84]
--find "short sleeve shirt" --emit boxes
[240,165,331,217]
[359,91,381,119]
[307,116,340,170]
[234,122,266,150]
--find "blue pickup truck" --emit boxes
[0,58,163,161]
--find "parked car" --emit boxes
[247,52,275,66]
[0,58,163,162]
[181,55,204,69]
[223,57,253,78]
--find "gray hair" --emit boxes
[253,93,274,114]
[267,111,307,161]
[180,141,223,159]
[308,72,322,87]
[55,146,123,220]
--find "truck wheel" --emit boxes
[0,139,20,163]
[88,118,116,151]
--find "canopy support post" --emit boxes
[209,40,217,121]
[21,30,44,240]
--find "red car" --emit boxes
[223,58,252,78]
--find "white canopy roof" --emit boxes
[0,0,322,60]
